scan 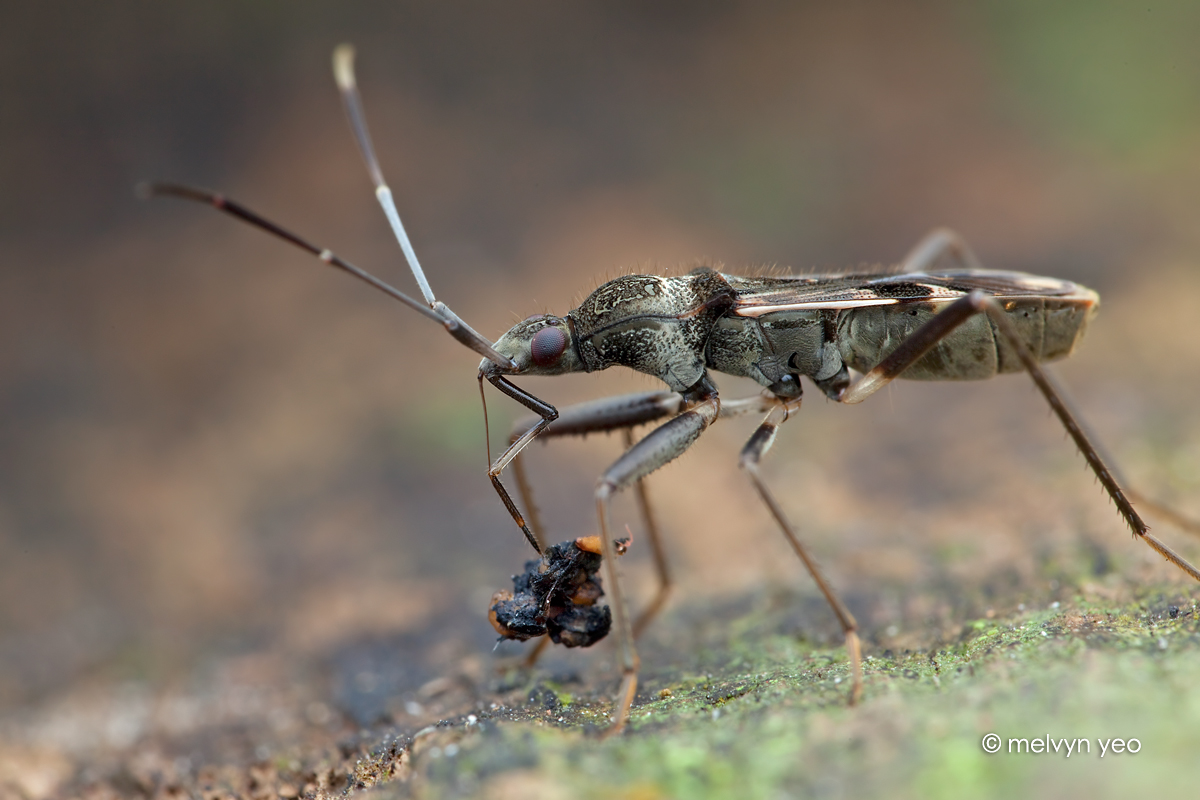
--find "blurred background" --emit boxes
[3,0,1200,774]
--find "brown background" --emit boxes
[2,0,1200,773]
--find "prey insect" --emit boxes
[143,45,1200,736]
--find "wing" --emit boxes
[723,269,1093,318]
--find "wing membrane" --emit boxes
[726,269,1088,317]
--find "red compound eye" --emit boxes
[530,326,567,367]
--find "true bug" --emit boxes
[143,46,1200,735]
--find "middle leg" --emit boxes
[624,426,673,639]
[738,397,863,705]
[594,390,723,734]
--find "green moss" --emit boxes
[386,591,1200,799]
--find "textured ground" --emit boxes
[4,572,1198,800]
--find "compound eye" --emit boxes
[530,326,567,367]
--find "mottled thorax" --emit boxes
[570,270,735,392]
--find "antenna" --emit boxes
[333,44,435,308]
[136,182,442,324]
[330,44,513,368]
[139,46,517,370]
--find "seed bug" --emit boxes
[142,45,1200,735]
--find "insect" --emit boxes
[143,45,1200,735]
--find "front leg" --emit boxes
[508,390,684,551]
[483,374,560,553]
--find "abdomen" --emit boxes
[838,289,1099,381]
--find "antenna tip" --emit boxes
[332,44,357,90]
[134,181,154,200]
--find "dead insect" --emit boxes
[142,45,1200,735]
[489,535,630,649]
